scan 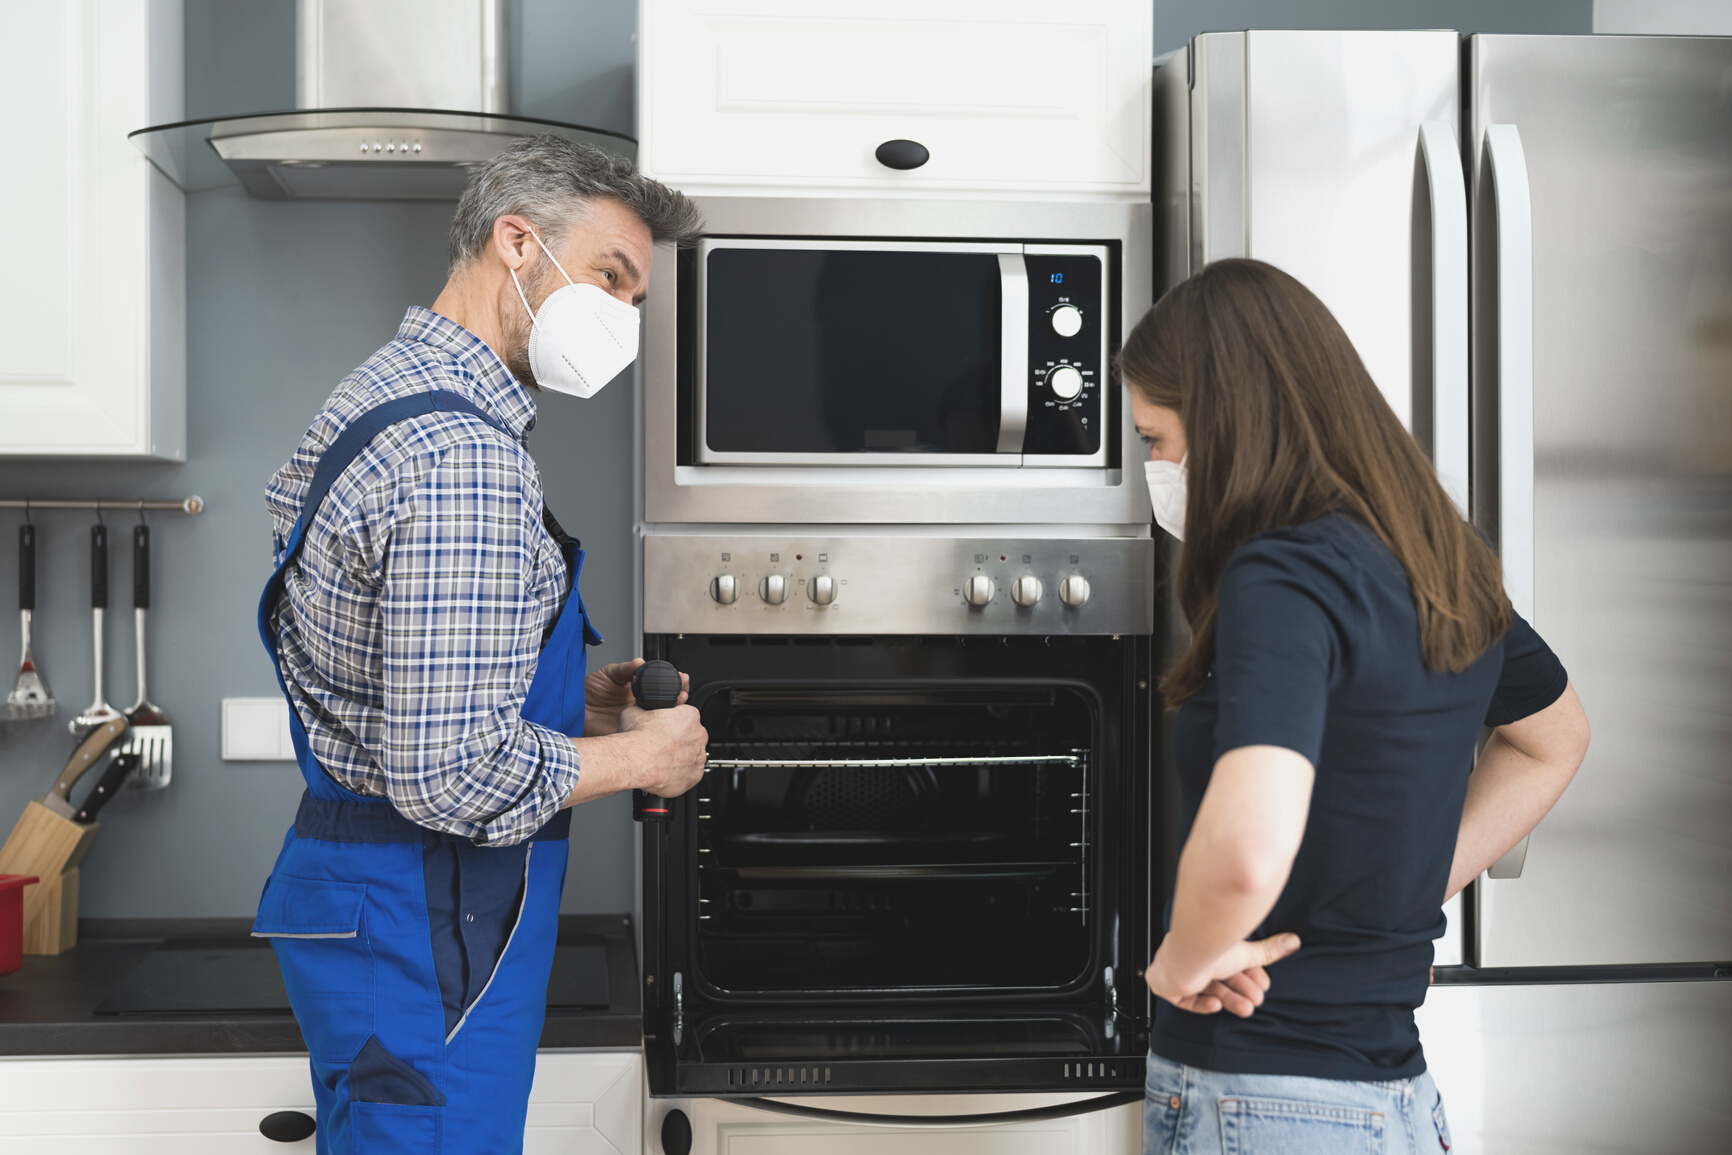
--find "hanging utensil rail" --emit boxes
[0,497,204,514]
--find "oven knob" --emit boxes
[808,574,837,605]
[1051,305,1083,337]
[1047,365,1084,400]
[1059,575,1091,607]
[964,575,996,607]
[759,574,788,604]
[710,574,738,604]
[1011,575,1043,607]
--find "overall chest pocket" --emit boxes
[253,875,376,1063]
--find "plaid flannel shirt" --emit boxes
[265,306,581,846]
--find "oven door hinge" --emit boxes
[673,971,685,1047]
[1104,965,1122,1039]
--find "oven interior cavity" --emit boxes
[693,684,1096,997]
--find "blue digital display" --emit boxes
[1050,273,1064,283]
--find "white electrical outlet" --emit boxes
[221,698,295,761]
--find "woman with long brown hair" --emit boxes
[1126,260,1589,1152]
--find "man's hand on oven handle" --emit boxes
[583,658,691,736]
[564,702,707,809]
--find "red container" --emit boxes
[0,874,40,975]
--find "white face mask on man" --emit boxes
[1144,456,1188,541]
[509,228,641,398]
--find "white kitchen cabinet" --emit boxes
[648,1093,1142,1155]
[0,1049,642,1152]
[638,0,1152,199]
[0,0,186,460]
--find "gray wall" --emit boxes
[0,0,1592,919]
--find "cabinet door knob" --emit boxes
[259,1110,316,1143]
[874,139,929,170]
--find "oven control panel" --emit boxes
[644,534,1154,636]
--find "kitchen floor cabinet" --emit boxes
[0,1049,642,1152]
[0,0,185,460]
[638,0,1151,199]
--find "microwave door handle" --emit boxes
[996,253,1029,454]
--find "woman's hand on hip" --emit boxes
[1145,933,1301,1018]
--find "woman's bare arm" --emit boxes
[1446,682,1589,900]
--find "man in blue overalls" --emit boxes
[253,135,708,1153]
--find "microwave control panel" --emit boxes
[1023,247,1108,458]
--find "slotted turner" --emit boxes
[120,524,172,789]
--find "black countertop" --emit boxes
[0,915,642,1056]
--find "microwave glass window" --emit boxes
[705,249,1002,454]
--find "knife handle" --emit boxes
[49,717,128,803]
[91,524,107,610]
[133,525,150,611]
[19,524,33,612]
[74,753,139,823]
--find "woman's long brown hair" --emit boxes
[1118,259,1512,705]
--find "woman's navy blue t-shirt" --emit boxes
[1151,515,1567,1082]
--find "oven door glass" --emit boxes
[699,242,1019,462]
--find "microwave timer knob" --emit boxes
[1059,575,1091,607]
[963,575,996,607]
[759,574,789,605]
[1011,575,1043,607]
[808,574,837,605]
[709,574,738,604]
[1050,305,1083,337]
[1047,365,1084,401]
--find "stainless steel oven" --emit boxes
[695,239,1110,468]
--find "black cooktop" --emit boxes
[94,943,609,1015]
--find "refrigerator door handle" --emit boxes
[1417,122,1470,515]
[996,252,1030,454]
[1479,124,1535,881]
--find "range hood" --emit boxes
[131,0,633,201]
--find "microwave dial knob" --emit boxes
[1051,305,1083,338]
[1059,575,1091,607]
[710,574,738,604]
[1011,575,1043,607]
[759,574,788,605]
[1047,365,1084,401]
[963,575,996,607]
[809,574,837,605]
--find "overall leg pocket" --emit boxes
[349,1036,445,1151]
[253,875,375,1064]
[1218,1095,1385,1155]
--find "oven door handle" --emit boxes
[734,1090,1141,1128]
[996,252,1030,454]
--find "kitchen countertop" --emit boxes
[0,915,642,1056]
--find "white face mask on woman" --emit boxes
[1144,456,1187,541]
[509,228,641,398]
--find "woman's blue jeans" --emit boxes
[1143,1049,1453,1154]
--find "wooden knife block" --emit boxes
[0,801,100,956]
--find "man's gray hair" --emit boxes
[447,134,703,273]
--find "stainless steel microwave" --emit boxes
[694,239,1111,467]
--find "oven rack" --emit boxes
[705,753,1082,770]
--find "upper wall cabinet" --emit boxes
[638,0,1153,200]
[0,0,185,460]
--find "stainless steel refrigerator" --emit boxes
[1155,30,1731,1154]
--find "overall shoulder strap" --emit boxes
[283,389,508,567]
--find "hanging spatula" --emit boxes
[120,524,172,789]
[70,524,123,735]
[5,523,54,720]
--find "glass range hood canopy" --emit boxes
[130,108,636,201]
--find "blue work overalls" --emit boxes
[251,391,601,1153]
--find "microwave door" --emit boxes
[996,253,1030,454]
